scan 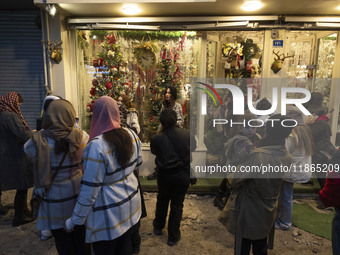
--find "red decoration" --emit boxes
[246,61,252,71]
[99,58,104,66]
[90,87,96,96]
[93,60,99,67]
[92,79,99,86]
[107,33,117,44]
[105,82,112,90]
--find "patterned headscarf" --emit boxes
[0,92,30,130]
[89,96,121,141]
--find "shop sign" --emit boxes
[273,40,283,48]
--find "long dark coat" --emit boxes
[218,146,292,255]
[0,111,33,191]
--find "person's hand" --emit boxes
[64,218,75,232]
[305,114,318,124]
[33,187,46,198]
[326,110,334,120]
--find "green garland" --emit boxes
[90,30,108,40]
[112,31,197,41]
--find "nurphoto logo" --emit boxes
[197,82,312,128]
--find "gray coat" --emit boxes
[0,111,33,191]
[218,145,292,255]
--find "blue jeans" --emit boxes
[332,207,340,255]
[276,181,294,230]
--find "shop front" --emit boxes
[33,3,340,174]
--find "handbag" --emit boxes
[30,151,68,220]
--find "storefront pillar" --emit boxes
[42,13,79,115]
[261,29,289,113]
[192,32,207,177]
[329,31,340,145]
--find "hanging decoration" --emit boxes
[87,33,130,112]
[133,40,159,71]
[271,50,294,74]
[42,40,63,64]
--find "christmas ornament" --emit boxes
[107,50,115,58]
[107,33,117,44]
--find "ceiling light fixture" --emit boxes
[46,4,57,17]
[121,4,141,15]
[241,1,263,11]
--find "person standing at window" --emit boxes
[151,109,196,246]
[148,85,184,181]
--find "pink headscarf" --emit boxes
[89,96,121,141]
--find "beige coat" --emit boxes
[218,146,292,255]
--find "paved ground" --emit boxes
[0,190,332,255]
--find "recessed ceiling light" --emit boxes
[242,1,263,11]
[121,4,141,15]
[337,5,340,11]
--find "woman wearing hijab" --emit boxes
[24,99,89,254]
[0,92,33,226]
[65,96,142,254]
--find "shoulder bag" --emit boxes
[30,151,68,220]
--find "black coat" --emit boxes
[0,111,33,191]
[150,126,195,171]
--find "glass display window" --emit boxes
[75,30,201,143]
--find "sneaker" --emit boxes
[275,222,290,231]
[153,228,162,236]
[40,230,53,241]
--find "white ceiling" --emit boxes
[34,0,340,17]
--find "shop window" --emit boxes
[75,30,201,143]
[204,31,264,164]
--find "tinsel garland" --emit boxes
[90,30,197,41]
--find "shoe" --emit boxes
[213,196,225,211]
[0,205,8,215]
[132,246,140,254]
[153,228,162,236]
[167,234,181,246]
[275,222,290,231]
[12,216,34,227]
[147,170,158,181]
[40,230,53,241]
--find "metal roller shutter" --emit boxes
[0,11,45,130]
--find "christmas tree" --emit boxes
[146,46,182,130]
[87,33,131,112]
